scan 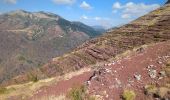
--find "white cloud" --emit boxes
[3,0,17,4]
[80,15,112,29]
[94,17,101,21]
[94,17,112,29]
[112,2,160,19]
[80,1,92,10]
[52,0,76,5]
[123,2,160,19]
[112,2,122,9]
[121,14,131,19]
[80,15,89,20]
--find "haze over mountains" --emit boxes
[0,10,103,84]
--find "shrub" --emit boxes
[28,74,39,82]
[68,85,95,100]
[0,87,7,94]
[68,85,85,100]
[144,85,157,95]
[26,60,33,64]
[122,90,136,100]
[166,60,170,67]
[17,55,26,61]
[153,34,161,38]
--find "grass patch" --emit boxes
[122,90,136,100]
[17,55,26,61]
[0,87,8,94]
[27,73,39,83]
[68,85,85,100]
[166,63,170,67]
[144,85,157,95]
[26,60,33,64]
[164,67,170,77]
[0,87,15,94]
[166,60,170,67]
[67,85,95,100]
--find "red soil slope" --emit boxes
[88,41,170,100]
[30,41,170,100]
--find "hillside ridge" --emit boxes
[0,9,102,85]
[3,4,170,86]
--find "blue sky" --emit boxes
[0,0,166,29]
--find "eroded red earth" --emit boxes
[30,41,170,100]
[30,71,93,99]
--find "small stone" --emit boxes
[159,71,166,77]
[158,77,163,80]
[157,61,163,64]
[106,94,109,98]
[149,69,157,79]
[134,74,142,81]
[105,68,111,73]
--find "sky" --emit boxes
[0,0,167,29]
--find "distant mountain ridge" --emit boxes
[92,25,106,34]
[0,10,102,84]
[166,0,170,4]
[1,10,102,37]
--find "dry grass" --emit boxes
[122,90,136,100]
[33,94,66,100]
[0,68,91,99]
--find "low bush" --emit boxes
[67,85,95,100]
[0,87,7,94]
[122,90,136,100]
[27,74,39,83]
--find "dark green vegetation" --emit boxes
[0,10,102,85]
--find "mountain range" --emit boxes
[0,2,169,86]
[0,1,170,100]
[0,10,103,84]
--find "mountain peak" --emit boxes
[33,11,61,18]
[6,10,61,19]
[7,9,31,17]
[11,9,30,14]
[166,0,170,4]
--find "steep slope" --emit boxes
[4,3,170,86]
[0,10,101,84]
[31,41,170,100]
[0,2,170,100]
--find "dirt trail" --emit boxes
[30,41,170,100]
